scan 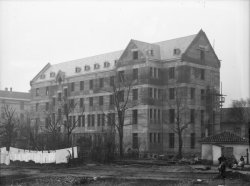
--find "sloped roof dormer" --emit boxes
[56,70,65,84]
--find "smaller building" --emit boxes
[200,131,249,165]
[0,88,30,119]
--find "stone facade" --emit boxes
[30,30,221,155]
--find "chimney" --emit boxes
[10,87,12,92]
[5,87,8,91]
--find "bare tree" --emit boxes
[105,70,137,158]
[230,98,250,138]
[163,87,191,159]
[61,97,85,147]
[0,104,19,151]
[43,106,62,149]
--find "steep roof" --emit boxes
[155,34,197,60]
[0,90,30,101]
[32,32,198,83]
[34,50,123,83]
[200,131,249,145]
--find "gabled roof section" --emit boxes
[0,90,30,101]
[155,34,197,60]
[132,39,161,59]
[32,51,123,84]
[30,63,51,85]
[200,131,249,145]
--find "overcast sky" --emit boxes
[0,0,249,107]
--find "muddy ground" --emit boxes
[0,163,250,185]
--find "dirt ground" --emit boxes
[1,163,250,186]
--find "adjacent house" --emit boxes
[200,131,249,165]
[30,29,221,155]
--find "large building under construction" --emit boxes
[30,30,221,155]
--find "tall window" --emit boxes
[46,87,49,96]
[132,133,138,149]
[89,80,93,90]
[201,110,204,125]
[82,115,85,127]
[150,67,153,78]
[99,96,103,106]
[89,97,93,106]
[52,98,56,106]
[70,99,74,108]
[149,109,153,120]
[58,92,62,101]
[36,103,39,112]
[201,89,205,101]
[64,88,68,97]
[201,69,205,80]
[169,133,175,148]
[149,133,152,143]
[132,89,138,100]
[110,94,114,105]
[87,115,91,127]
[169,88,175,100]
[118,71,124,82]
[133,68,138,80]
[149,88,153,98]
[110,76,114,87]
[132,51,138,60]
[169,109,175,123]
[80,98,84,108]
[97,114,101,126]
[102,114,105,126]
[191,88,195,100]
[78,116,81,127]
[80,81,84,90]
[190,109,195,123]
[36,88,39,96]
[191,133,196,149]
[132,110,138,124]
[45,102,49,111]
[71,82,75,92]
[169,67,175,79]
[200,50,205,61]
[91,114,95,126]
[158,133,161,143]
[118,90,124,102]
[99,78,104,88]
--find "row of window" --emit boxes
[169,88,205,100]
[167,133,196,149]
[45,110,138,128]
[169,109,196,124]
[40,61,116,79]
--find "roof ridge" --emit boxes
[52,50,123,67]
[154,34,197,44]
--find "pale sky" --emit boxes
[0,0,249,107]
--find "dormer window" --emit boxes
[50,72,55,77]
[40,74,45,79]
[94,63,100,69]
[104,61,110,68]
[132,50,138,60]
[114,60,118,66]
[84,65,90,71]
[173,48,181,55]
[75,67,81,73]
